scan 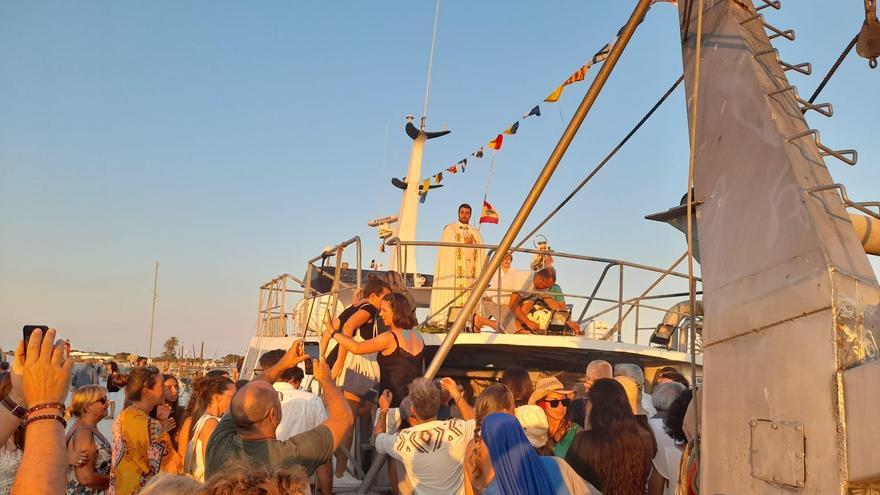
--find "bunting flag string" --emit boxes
[411,10,673,203]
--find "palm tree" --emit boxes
[162,336,180,359]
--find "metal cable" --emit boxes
[513,74,685,252]
[805,34,860,105]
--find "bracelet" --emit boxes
[27,402,66,415]
[24,413,67,429]
[1,397,27,420]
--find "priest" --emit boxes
[428,204,486,327]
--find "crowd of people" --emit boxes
[0,320,700,495]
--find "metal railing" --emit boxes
[383,237,702,344]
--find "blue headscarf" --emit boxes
[481,413,554,495]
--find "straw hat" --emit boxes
[528,376,575,405]
[614,375,647,415]
[515,405,549,448]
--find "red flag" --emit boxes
[480,201,499,224]
[487,134,503,151]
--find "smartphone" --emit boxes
[23,325,49,354]
[303,359,314,375]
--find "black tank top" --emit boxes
[377,331,425,408]
[326,303,378,367]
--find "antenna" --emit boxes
[421,0,441,130]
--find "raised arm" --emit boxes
[11,328,73,495]
[439,378,474,420]
[259,339,309,384]
[313,360,353,450]
[330,308,371,378]
[332,329,393,356]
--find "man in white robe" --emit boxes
[428,204,486,327]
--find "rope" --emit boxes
[684,0,705,463]
[421,0,442,127]
[512,74,685,252]
[479,152,498,233]
[805,34,860,106]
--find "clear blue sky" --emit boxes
[1,1,877,357]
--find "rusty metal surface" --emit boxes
[677,0,880,492]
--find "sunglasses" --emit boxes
[94,397,108,405]
[539,398,571,408]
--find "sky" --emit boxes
[1,1,877,358]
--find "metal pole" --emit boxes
[423,0,653,379]
[617,264,624,342]
[147,261,159,363]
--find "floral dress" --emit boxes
[109,407,181,495]
[0,439,22,495]
[66,424,111,494]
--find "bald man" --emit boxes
[204,340,353,478]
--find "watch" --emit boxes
[1,396,27,420]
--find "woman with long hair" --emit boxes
[528,377,580,458]
[321,277,391,402]
[564,378,655,495]
[500,366,533,408]
[66,385,112,494]
[331,291,424,408]
[111,367,182,495]
[464,384,516,493]
[104,362,126,419]
[175,374,235,482]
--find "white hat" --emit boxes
[515,405,549,448]
[528,376,575,405]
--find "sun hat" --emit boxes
[614,375,647,415]
[514,405,549,448]
[527,376,575,405]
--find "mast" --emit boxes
[677,1,880,492]
[390,117,427,274]
[147,261,159,363]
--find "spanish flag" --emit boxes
[488,134,504,151]
[480,201,499,224]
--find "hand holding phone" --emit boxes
[22,325,49,356]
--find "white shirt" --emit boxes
[641,392,658,417]
[649,416,682,495]
[375,418,475,495]
[273,382,327,441]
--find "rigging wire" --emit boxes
[805,34,860,106]
[512,74,685,252]
[684,0,705,464]
[421,0,442,129]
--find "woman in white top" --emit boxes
[177,374,235,482]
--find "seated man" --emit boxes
[508,267,582,335]
[474,253,530,332]
[204,341,353,480]
[374,378,475,495]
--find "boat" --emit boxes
[239,0,880,492]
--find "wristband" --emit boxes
[27,402,66,415]
[24,413,67,429]
[1,396,27,420]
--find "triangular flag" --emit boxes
[434,172,443,184]
[419,178,430,203]
[446,165,458,174]
[458,158,467,173]
[472,147,485,159]
[545,65,588,103]
[480,201,499,224]
[487,134,504,150]
[523,106,541,119]
[504,121,520,135]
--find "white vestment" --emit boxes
[429,222,485,325]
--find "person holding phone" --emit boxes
[1,327,74,495]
